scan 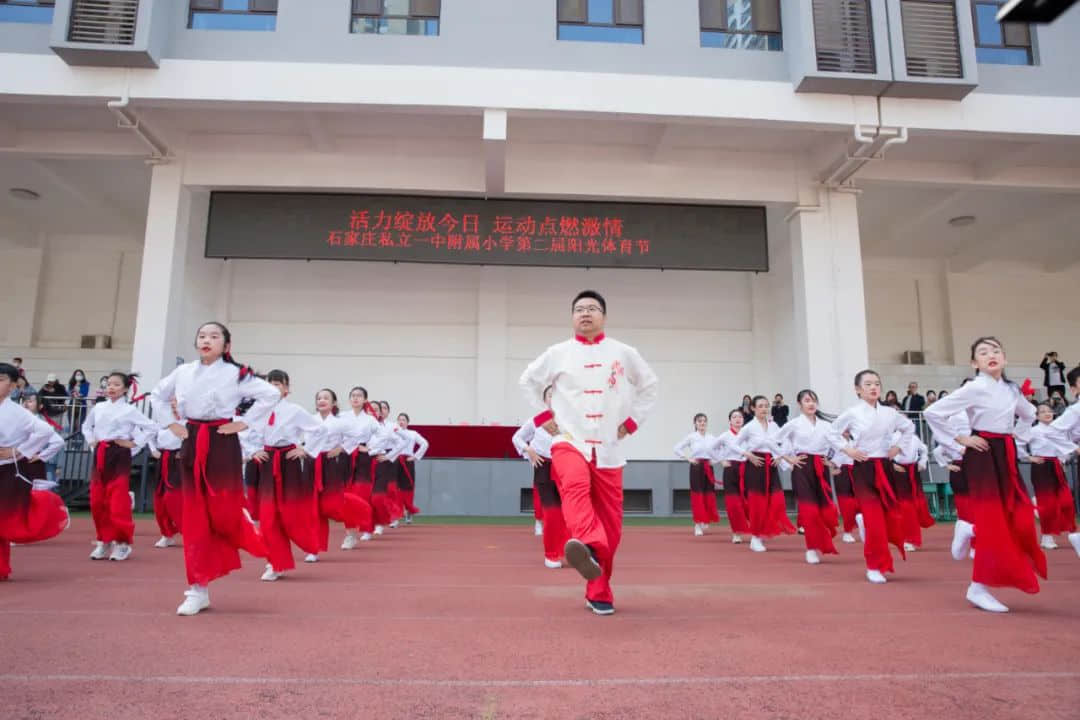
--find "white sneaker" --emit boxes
[805,550,821,565]
[359,532,373,542]
[534,520,544,536]
[176,586,210,616]
[904,542,917,552]
[855,514,866,543]
[1068,532,1080,558]
[966,582,1008,613]
[261,565,282,582]
[129,491,135,509]
[731,534,743,544]
[797,526,806,535]
[373,525,385,536]
[841,532,856,544]
[1040,535,1058,550]
[341,532,358,550]
[154,536,173,549]
[749,536,766,553]
[543,558,562,569]
[90,541,111,560]
[389,520,400,529]
[304,553,318,563]
[951,519,975,561]
[694,523,704,536]
[866,570,887,584]
[404,515,413,525]
[969,549,976,560]
[109,543,132,561]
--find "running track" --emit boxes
[4,518,1079,719]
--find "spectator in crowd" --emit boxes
[938,390,949,400]
[925,390,937,406]
[67,368,91,432]
[21,392,63,489]
[739,394,753,424]
[770,393,789,427]
[1041,351,1067,398]
[10,375,35,403]
[12,356,24,377]
[94,375,109,403]
[1049,390,1069,418]
[38,373,69,429]
[901,381,926,432]
[884,390,901,409]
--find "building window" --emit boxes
[351,0,440,36]
[700,0,781,51]
[972,1,1032,65]
[189,0,277,32]
[557,0,644,45]
[0,0,54,24]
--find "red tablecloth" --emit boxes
[410,425,519,459]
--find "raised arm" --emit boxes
[411,431,429,460]
[511,422,536,458]
[923,382,980,455]
[519,347,555,420]
[238,374,282,428]
[150,366,181,428]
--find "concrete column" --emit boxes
[130,163,191,387]
[9,245,43,346]
[475,266,508,423]
[788,190,869,412]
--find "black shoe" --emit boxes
[564,539,602,581]
[585,599,615,616]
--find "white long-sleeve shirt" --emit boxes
[20,414,65,464]
[519,333,659,469]
[1050,403,1080,444]
[931,411,970,466]
[150,358,280,428]
[827,401,914,459]
[339,409,381,453]
[367,420,409,462]
[709,429,744,463]
[0,399,59,467]
[924,374,1036,454]
[82,397,156,456]
[893,433,928,469]
[399,428,429,461]
[305,412,350,456]
[147,426,183,454]
[255,399,326,452]
[775,414,833,457]
[733,418,784,456]
[673,431,717,461]
[1023,422,1077,463]
[512,421,555,460]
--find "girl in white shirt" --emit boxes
[1024,402,1078,552]
[310,389,373,552]
[82,372,156,562]
[932,402,972,524]
[253,369,327,580]
[673,413,720,536]
[0,363,69,581]
[924,336,1045,613]
[828,449,859,543]
[395,413,429,523]
[512,385,568,568]
[890,433,934,552]
[733,395,795,552]
[776,390,839,565]
[340,386,380,541]
[710,409,750,543]
[150,321,281,616]
[827,370,914,585]
[368,400,409,534]
[147,426,183,549]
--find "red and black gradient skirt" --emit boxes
[833,465,859,533]
[721,462,750,533]
[791,455,838,555]
[891,463,935,548]
[313,451,373,550]
[369,458,396,527]
[534,461,568,562]
[743,454,795,538]
[1031,457,1077,536]
[244,457,262,522]
[964,432,1045,593]
[397,457,420,516]
[0,461,68,580]
[850,458,907,573]
[258,444,321,572]
[154,449,183,539]
[689,461,721,525]
[949,460,971,523]
[180,419,266,587]
[90,441,135,545]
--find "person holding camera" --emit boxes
[1041,352,1067,398]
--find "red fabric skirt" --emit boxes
[833,466,859,532]
[534,462,568,561]
[314,452,374,549]
[721,463,750,533]
[851,459,907,573]
[258,444,321,571]
[965,432,1045,593]
[0,462,68,579]
[791,455,838,555]
[743,454,795,538]
[689,461,720,524]
[90,442,135,545]
[949,460,971,522]
[1031,458,1077,535]
[891,463,934,547]
[154,449,183,538]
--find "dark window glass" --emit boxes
[971,0,1032,65]
[189,1,277,32]
[699,1,782,52]
[351,0,440,36]
[557,0,644,45]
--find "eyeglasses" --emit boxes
[573,305,603,315]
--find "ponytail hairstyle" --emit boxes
[349,385,369,401]
[969,336,1015,386]
[108,371,139,401]
[317,388,339,416]
[197,321,254,383]
[692,412,707,427]
[542,385,554,404]
[796,389,836,422]
[266,369,290,387]
[236,398,256,417]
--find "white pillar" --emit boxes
[130,163,191,388]
[788,190,869,413]
[475,266,508,424]
[9,245,43,346]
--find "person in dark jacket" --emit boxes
[770,394,789,427]
[1041,352,1067,398]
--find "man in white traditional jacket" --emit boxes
[519,290,659,615]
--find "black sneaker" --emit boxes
[585,599,615,616]
[564,539,602,581]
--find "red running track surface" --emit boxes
[3,518,1080,719]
